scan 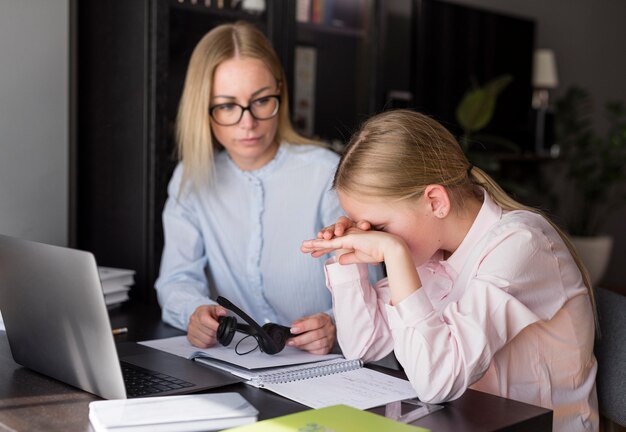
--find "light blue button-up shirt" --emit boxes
[155,143,345,330]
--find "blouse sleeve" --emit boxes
[325,259,396,362]
[387,224,568,403]
[154,165,214,331]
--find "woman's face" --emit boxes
[210,57,280,171]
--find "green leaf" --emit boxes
[484,74,513,98]
[456,89,495,133]
[455,74,513,134]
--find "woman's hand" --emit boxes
[186,304,229,348]
[287,313,336,355]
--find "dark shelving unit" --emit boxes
[294,0,377,142]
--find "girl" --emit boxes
[301,110,598,431]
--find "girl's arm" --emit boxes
[324,257,395,362]
[305,224,570,404]
[390,226,567,403]
[303,229,422,361]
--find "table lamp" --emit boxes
[532,49,559,155]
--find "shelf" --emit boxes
[297,21,365,40]
[495,153,559,163]
[169,0,266,22]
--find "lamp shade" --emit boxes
[533,49,559,89]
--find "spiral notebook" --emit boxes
[195,356,418,410]
[141,335,417,410]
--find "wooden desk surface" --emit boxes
[0,303,553,432]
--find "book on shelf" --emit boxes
[88,392,258,432]
[223,404,429,432]
[140,334,418,410]
[296,0,311,22]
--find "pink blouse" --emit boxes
[325,192,598,432]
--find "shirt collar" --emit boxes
[225,142,288,179]
[445,189,502,274]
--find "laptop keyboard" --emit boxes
[120,361,195,397]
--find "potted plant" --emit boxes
[456,75,543,200]
[553,86,626,285]
[455,74,519,171]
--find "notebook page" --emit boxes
[263,367,418,410]
[140,334,341,369]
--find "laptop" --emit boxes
[0,234,242,399]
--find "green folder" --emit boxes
[223,404,429,432]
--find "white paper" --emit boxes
[263,368,418,410]
[140,336,417,412]
[98,266,135,281]
[139,334,341,370]
[89,393,257,430]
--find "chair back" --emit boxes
[594,287,626,426]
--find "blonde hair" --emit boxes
[335,109,597,328]
[176,21,317,189]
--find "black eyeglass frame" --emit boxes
[209,94,281,126]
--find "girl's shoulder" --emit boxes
[493,209,560,245]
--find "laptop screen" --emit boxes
[0,234,127,399]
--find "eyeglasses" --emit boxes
[209,95,281,126]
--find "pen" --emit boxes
[112,327,128,335]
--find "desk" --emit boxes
[0,303,552,431]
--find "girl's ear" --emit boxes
[423,185,451,219]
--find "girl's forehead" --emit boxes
[338,191,407,219]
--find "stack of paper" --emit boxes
[98,266,135,308]
[89,393,258,432]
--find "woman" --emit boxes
[302,110,598,431]
[156,21,342,355]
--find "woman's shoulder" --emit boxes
[167,162,185,188]
[284,141,339,157]
[283,142,340,167]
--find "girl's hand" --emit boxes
[302,228,404,265]
[303,217,372,258]
[317,216,371,240]
[304,229,421,305]
[287,313,336,355]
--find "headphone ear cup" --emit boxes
[216,316,237,346]
[258,323,291,354]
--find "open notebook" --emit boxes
[141,335,418,410]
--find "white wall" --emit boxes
[0,1,69,246]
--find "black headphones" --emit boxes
[215,296,292,355]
